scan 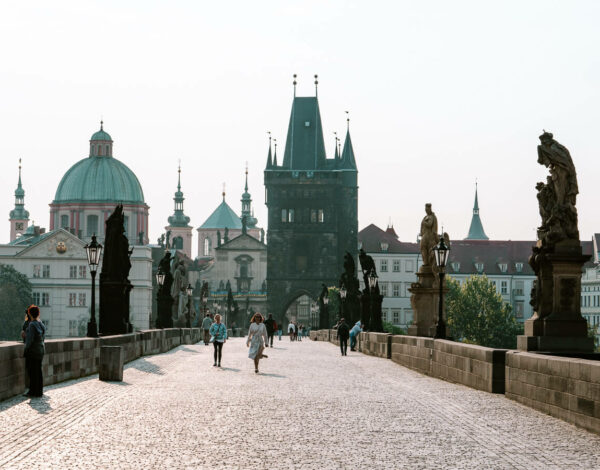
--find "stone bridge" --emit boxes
[1,329,599,469]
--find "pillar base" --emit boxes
[518,335,594,353]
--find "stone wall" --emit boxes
[505,351,600,434]
[0,328,202,402]
[359,332,392,359]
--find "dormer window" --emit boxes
[498,263,508,273]
[515,262,523,273]
[380,242,389,252]
[475,262,484,273]
[451,262,460,272]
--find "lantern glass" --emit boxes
[156,271,165,286]
[186,283,193,296]
[323,296,329,305]
[340,285,347,300]
[85,235,103,273]
[434,236,450,269]
[368,268,378,289]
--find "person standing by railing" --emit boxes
[209,314,227,367]
[23,305,45,397]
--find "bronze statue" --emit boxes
[419,203,438,267]
[536,131,579,246]
[102,204,131,282]
[358,248,376,293]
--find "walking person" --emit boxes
[201,313,212,346]
[288,322,295,341]
[23,305,45,397]
[349,320,363,351]
[247,312,268,374]
[277,323,282,341]
[298,324,303,341]
[264,313,275,348]
[209,314,227,367]
[337,318,350,356]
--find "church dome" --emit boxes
[53,124,145,204]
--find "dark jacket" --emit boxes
[24,320,46,359]
[264,318,275,335]
[337,321,350,340]
[22,320,30,343]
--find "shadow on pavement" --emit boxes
[219,367,240,372]
[125,357,165,375]
[27,395,52,414]
[259,373,286,378]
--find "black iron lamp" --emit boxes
[84,234,102,338]
[433,235,450,339]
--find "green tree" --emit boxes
[383,322,406,335]
[0,265,33,341]
[446,275,522,349]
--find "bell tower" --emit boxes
[9,159,30,241]
[165,164,193,257]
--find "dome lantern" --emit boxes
[89,120,113,157]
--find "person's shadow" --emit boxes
[219,367,240,372]
[28,395,52,414]
[259,373,286,378]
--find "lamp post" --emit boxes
[186,283,193,328]
[339,284,347,324]
[433,235,450,339]
[85,235,102,337]
[155,268,166,328]
[367,267,381,331]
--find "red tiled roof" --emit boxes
[358,224,419,254]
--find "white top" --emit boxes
[288,324,295,333]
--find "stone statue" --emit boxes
[419,203,438,268]
[138,231,144,245]
[217,230,222,247]
[260,228,265,243]
[535,131,579,246]
[170,260,187,318]
[158,233,165,248]
[102,204,131,282]
[224,227,229,243]
[358,248,377,293]
[165,230,172,249]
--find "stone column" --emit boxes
[407,266,446,337]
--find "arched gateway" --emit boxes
[264,82,358,324]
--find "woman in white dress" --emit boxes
[247,312,269,373]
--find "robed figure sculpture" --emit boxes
[99,204,134,335]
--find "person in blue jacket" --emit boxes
[349,320,363,351]
[24,305,46,397]
[209,314,227,367]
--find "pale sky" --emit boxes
[1,1,599,258]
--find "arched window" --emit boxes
[203,237,211,256]
[86,215,98,236]
[173,236,183,250]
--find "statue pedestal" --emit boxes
[99,280,133,336]
[519,240,594,352]
[408,266,445,337]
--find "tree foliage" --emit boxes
[446,275,522,349]
[0,265,33,341]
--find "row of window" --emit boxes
[31,292,88,307]
[451,261,524,274]
[59,214,129,235]
[379,282,412,297]
[32,292,50,306]
[582,295,600,307]
[381,309,413,325]
[281,209,324,224]
[33,265,88,279]
[379,259,415,273]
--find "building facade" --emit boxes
[265,89,358,321]
[0,228,152,338]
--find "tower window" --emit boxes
[281,209,288,223]
[105,145,109,156]
[318,209,324,223]
[61,215,69,229]
[288,209,295,223]
[87,215,98,236]
[98,145,102,156]
[203,237,211,256]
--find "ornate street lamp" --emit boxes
[186,283,193,328]
[368,268,378,291]
[433,235,450,339]
[339,284,347,323]
[84,234,102,338]
[155,268,165,329]
[155,270,165,288]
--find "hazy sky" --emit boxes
[1,1,599,258]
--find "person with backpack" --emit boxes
[201,313,212,346]
[349,320,363,351]
[337,318,350,356]
[209,314,227,367]
[23,305,46,397]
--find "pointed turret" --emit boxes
[241,164,258,229]
[166,164,193,256]
[465,183,489,240]
[340,128,357,170]
[273,139,278,167]
[9,159,30,241]
[265,138,273,169]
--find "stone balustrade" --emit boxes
[0,328,202,402]
[311,329,600,434]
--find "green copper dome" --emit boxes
[53,156,145,204]
[90,121,112,141]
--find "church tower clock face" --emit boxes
[15,222,24,230]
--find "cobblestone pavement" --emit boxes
[1,339,600,470]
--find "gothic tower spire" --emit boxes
[166,163,192,257]
[241,163,258,229]
[10,158,30,241]
[465,182,489,240]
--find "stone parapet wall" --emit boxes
[390,335,433,376]
[505,351,600,434]
[0,328,202,402]
[359,332,392,359]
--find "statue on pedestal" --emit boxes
[419,203,438,269]
[171,260,187,319]
[520,132,592,352]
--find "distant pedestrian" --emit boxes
[349,320,363,351]
[337,318,350,356]
[277,324,282,341]
[288,322,295,341]
[247,312,269,374]
[298,324,304,341]
[264,313,275,348]
[23,305,45,397]
[293,322,298,341]
[201,313,212,346]
[209,314,227,367]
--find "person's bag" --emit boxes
[209,335,215,343]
